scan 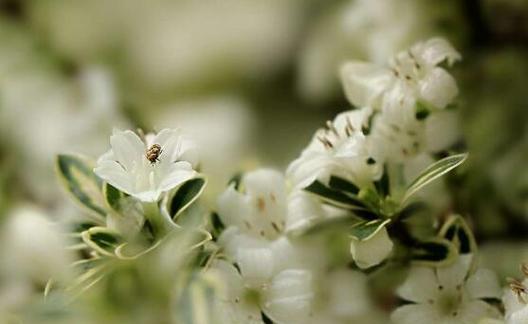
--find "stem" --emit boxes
[143,201,173,240]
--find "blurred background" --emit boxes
[0,0,526,320]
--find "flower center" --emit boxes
[436,288,463,317]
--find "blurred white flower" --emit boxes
[297,0,457,102]
[94,128,198,202]
[287,107,383,189]
[0,206,73,285]
[392,254,501,324]
[350,225,393,269]
[217,169,288,240]
[341,37,461,111]
[209,259,314,324]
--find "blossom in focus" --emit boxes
[287,107,383,189]
[94,128,198,202]
[392,254,502,324]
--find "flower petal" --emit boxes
[397,266,439,303]
[109,129,145,170]
[263,269,314,324]
[158,161,196,192]
[391,304,441,324]
[217,185,253,229]
[236,247,274,287]
[340,61,392,108]
[419,67,458,109]
[350,226,393,269]
[416,38,461,66]
[436,254,473,292]
[458,300,500,323]
[286,191,324,233]
[466,269,502,300]
[94,159,134,194]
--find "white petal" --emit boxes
[416,38,461,66]
[503,283,528,321]
[391,304,441,324]
[397,266,439,303]
[340,61,392,108]
[270,237,302,272]
[350,226,393,269]
[109,129,145,170]
[285,191,324,233]
[236,247,274,287]
[287,151,337,189]
[218,227,268,259]
[436,254,473,292]
[158,161,196,192]
[419,67,458,109]
[458,300,500,324]
[94,159,134,194]
[217,185,253,229]
[243,169,285,200]
[466,269,502,300]
[264,269,314,324]
[507,305,528,324]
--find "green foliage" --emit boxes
[56,154,106,224]
[402,153,468,206]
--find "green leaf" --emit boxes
[410,238,457,267]
[402,153,468,205]
[438,215,477,255]
[209,212,225,239]
[56,154,106,223]
[349,219,391,241]
[304,180,374,218]
[81,226,123,257]
[328,176,359,195]
[293,215,358,237]
[103,182,125,213]
[166,177,207,220]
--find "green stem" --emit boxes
[143,201,173,240]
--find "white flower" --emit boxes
[287,107,383,189]
[341,37,461,111]
[209,260,314,324]
[0,206,73,285]
[94,128,198,202]
[503,278,528,324]
[350,225,393,269]
[392,255,502,324]
[217,169,288,240]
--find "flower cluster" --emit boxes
[49,37,512,324]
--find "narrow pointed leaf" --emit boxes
[402,153,468,205]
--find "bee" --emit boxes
[508,277,528,304]
[146,144,162,164]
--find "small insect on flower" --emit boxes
[146,144,163,164]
